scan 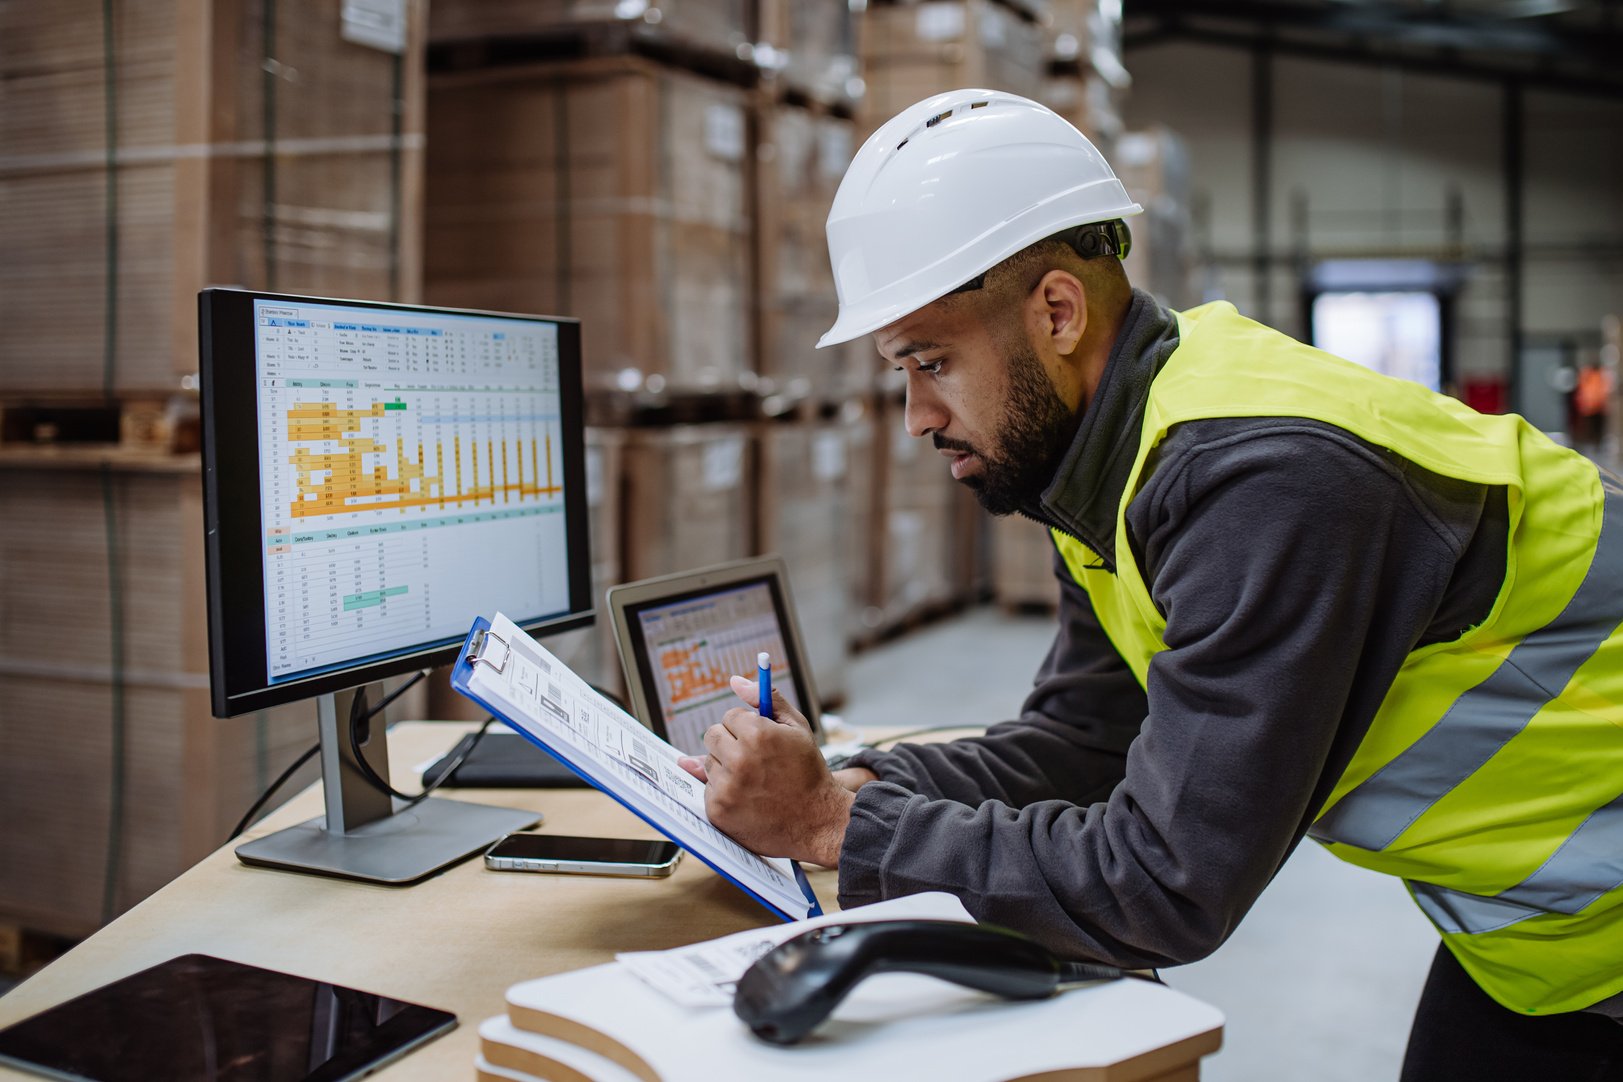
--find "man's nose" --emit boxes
[903,377,948,439]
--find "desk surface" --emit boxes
[0,722,1221,1081]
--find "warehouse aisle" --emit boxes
[842,606,1435,1082]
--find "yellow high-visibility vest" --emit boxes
[1053,301,1623,1015]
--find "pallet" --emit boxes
[0,393,200,456]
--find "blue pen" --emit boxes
[757,651,774,720]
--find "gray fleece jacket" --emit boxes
[835,290,1507,968]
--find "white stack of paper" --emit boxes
[474,895,1224,1082]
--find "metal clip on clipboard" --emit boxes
[467,628,511,675]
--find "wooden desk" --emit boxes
[0,722,1221,1081]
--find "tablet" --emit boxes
[606,557,824,757]
[0,954,456,1082]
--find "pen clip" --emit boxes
[468,628,511,675]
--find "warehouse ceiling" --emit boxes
[1122,0,1623,97]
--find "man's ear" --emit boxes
[1034,269,1087,357]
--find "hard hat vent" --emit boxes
[896,100,995,152]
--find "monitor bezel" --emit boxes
[605,556,824,753]
[199,287,593,718]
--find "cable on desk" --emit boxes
[229,741,319,841]
[227,670,432,840]
[344,671,504,806]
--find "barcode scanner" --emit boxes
[733,919,1148,1045]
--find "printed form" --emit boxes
[464,612,818,920]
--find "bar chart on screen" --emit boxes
[252,301,574,681]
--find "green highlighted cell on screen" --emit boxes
[343,585,409,611]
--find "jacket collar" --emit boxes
[1025,289,1182,573]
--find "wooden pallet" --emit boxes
[0,393,199,456]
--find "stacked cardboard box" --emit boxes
[861,0,1046,131]
[757,419,855,704]
[0,0,428,936]
[0,466,329,937]
[428,0,752,57]
[619,422,757,580]
[866,396,961,633]
[758,0,860,107]
[0,0,426,394]
[758,104,869,405]
[1117,128,1195,309]
[426,56,753,394]
[1041,0,1127,154]
[990,513,1060,608]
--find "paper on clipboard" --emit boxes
[454,613,819,922]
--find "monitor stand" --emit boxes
[235,686,538,885]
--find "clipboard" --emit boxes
[451,616,821,922]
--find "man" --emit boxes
[677,90,1623,1078]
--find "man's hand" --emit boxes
[676,676,855,867]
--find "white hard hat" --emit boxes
[817,89,1143,348]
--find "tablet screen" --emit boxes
[0,954,455,1082]
[627,576,806,755]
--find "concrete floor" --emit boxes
[839,606,1438,1082]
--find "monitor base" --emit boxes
[235,797,538,885]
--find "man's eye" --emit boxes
[917,359,944,375]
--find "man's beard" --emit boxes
[933,344,1079,516]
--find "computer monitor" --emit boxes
[198,288,592,884]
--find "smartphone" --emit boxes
[484,833,682,878]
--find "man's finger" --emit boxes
[729,673,759,709]
[677,755,709,783]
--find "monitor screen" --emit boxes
[625,577,806,755]
[200,290,592,717]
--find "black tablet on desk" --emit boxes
[0,954,455,1082]
[422,731,589,788]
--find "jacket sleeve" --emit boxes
[839,541,1146,809]
[836,425,1485,968]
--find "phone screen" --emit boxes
[489,834,678,865]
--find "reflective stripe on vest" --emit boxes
[1053,301,1623,1014]
[1318,479,1623,936]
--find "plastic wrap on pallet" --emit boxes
[990,512,1059,609]
[0,468,317,936]
[762,104,869,405]
[0,0,426,394]
[426,57,752,395]
[871,398,959,631]
[862,0,1047,133]
[618,422,755,581]
[428,0,751,58]
[1117,128,1196,310]
[758,419,853,704]
[757,0,860,106]
[1042,71,1122,160]
[1046,0,1127,86]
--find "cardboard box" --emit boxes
[758,0,860,106]
[1117,128,1195,309]
[756,419,854,704]
[862,0,1046,132]
[426,57,753,393]
[867,395,960,632]
[428,0,751,57]
[0,0,427,394]
[618,422,756,581]
[758,104,870,404]
[1042,70,1122,160]
[990,512,1059,608]
[0,465,320,936]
